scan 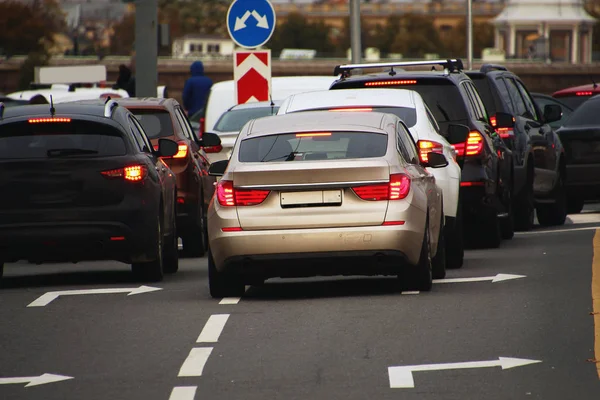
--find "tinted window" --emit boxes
[214,107,280,132]
[555,95,592,110]
[470,76,497,115]
[563,97,600,127]
[495,78,514,113]
[515,80,539,121]
[129,109,174,139]
[239,131,388,162]
[0,119,126,159]
[504,78,528,117]
[532,95,572,128]
[129,116,153,153]
[462,82,486,121]
[397,123,419,163]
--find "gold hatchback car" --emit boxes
[206,111,449,297]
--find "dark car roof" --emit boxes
[553,83,600,97]
[332,70,467,87]
[113,97,177,107]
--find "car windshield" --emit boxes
[555,95,595,110]
[129,108,174,139]
[214,106,280,132]
[293,106,417,128]
[563,97,600,127]
[239,131,387,162]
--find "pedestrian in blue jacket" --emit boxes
[182,61,213,117]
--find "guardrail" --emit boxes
[272,2,504,16]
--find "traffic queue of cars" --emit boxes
[0,58,597,296]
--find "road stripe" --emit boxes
[178,348,213,377]
[169,386,197,400]
[197,314,230,343]
[219,297,241,305]
[516,225,600,236]
[401,291,420,295]
[592,230,600,379]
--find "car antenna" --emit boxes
[105,96,112,103]
[591,74,598,89]
[50,95,55,116]
[388,67,396,77]
[270,94,275,114]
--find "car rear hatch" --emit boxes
[227,130,393,230]
[559,126,600,165]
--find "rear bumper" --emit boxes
[460,186,502,219]
[565,164,600,200]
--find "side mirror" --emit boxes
[543,104,562,124]
[156,138,179,157]
[446,124,470,145]
[490,112,515,129]
[208,159,229,177]
[199,132,223,154]
[424,152,449,169]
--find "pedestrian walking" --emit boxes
[182,61,213,116]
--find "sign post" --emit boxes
[227,0,275,104]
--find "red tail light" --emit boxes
[173,142,188,158]
[198,117,205,138]
[101,165,147,182]
[203,144,223,154]
[576,91,593,96]
[28,117,71,123]
[216,180,270,207]
[452,131,484,157]
[364,80,417,86]
[417,140,444,163]
[352,173,410,201]
[496,127,514,139]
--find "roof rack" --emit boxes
[104,98,118,117]
[333,59,464,77]
[480,64,508,73]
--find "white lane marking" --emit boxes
[27,286,162,307]
[388,357,542,388]
[516,225,600,236]
[178,348,213,377]
[197,314,230,343]
[433,273,525,284]
[0,373,73,387]
[219,297,241,305]
[401,291,420,295]
[169,386,197,400]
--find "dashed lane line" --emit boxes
[197,314,230,343]
[178,348,213,377]
[169,386,197,400]
[219,297,241,305]
[516,225,600,236]
[591,230,600,379]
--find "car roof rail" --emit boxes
[480,64,508,73]
[104,97,118,117]
[333,59,464,77]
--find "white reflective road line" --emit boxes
[219,297,241,305]
[401,291,420,295]
[178,348,213,377]
[27,286,162,307]
[433,273,525,284]
[0,373,73,387]
[197,314,230,343]
[169,386,197,400]
[516,225,600,235]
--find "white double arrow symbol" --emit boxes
[234,10,269,31]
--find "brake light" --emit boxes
[496,127,514,139]
[352,173,410,201]
[364,80,417,86]
[296,132,332,138]
[460,181,485,187]
[222,227,243,232]
[328,107,373,112]
[216,180,270,207]
[198,117,205,138]
[28,117,71,123]
[417,140,444,163]
[173,143,188,158]
[101,165,147,182]
[203,144,223,153]
[576,91,593,96]
[452,131,484,157]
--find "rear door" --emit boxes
[232,131,391,230]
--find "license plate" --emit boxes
[280,190,342,206]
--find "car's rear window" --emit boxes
[239,131,388,162]
[129,109,174,139]
[563,97,600,127]
[0,119,126,159]
[332,78,469,124]
[469,75,497,115]
[554,95,595,110]
[295,106,417,128]
[214,106,280,132]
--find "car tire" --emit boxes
[432,213,446,279]
[567,196,584,214]
[208,248,245,298]
[400,221,433,292]
[513,171,534,231]
[163,213,179,274]
[471,211,501,249]
[182,200,207,257]
[536,172,567,226]
[132,216,164,282]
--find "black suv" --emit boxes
[466,65,566,229]
[330,59,514,250]
[0,100,179,282]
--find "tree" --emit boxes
[110,12,135,55]
[387,15,443,58]
[267,13,335,56]
[440,21,495,59]
[333,17,378,57]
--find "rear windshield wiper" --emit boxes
[46,148,99,157]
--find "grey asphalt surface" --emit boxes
[1,211,600,399]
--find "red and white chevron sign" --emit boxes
[234,50,271,104]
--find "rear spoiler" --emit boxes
[333,59,464,77]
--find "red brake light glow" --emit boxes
[489,115,497,127]
[173,143,188,158]
[460,181,485,187]
[101,165,147,182]
[221,227,243,232]
[28,118,71,123]
[452,131,484,157]
[576,91,593,96]
[203,144,223,153]
[216,180,270,207]
[352,173,410,201]
[417,140,444,163]
[496,127,514,139]
[364,80,417,86]
[296,132,332,138]
[328,107,373,112]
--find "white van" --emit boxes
[203,76,338,132]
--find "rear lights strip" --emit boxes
[452,131,484,157]
[216,180,270,207]
[417,140,444,163]
[352,173,410,201]
[101,165,147,182]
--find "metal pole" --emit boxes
[350,0,361,64]
[135,0,158,97]
[466,0,473,70]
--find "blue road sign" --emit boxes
[227,0,276,49]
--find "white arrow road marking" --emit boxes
[178,348,213,377]
[169,386,197,400]
[0,373,74,387]
[27,285,162,307]
[433,273,526,284]
[388,357,542,388]
[234,10,251,31]
[251,10,269,29]
[197,314,230,343]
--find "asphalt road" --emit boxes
[2,210,600,399]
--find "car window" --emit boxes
[299,106,418,128]
[563,98,600,127]
[470,75,497,116]
[533,95,572,128]
[174,107,193,140]
[129,116,153,153]
[504,78,529,117]
[397,123,419,164]
[0,119,126,159]
[129,108,174,139]
[424,105,441,133]
[214,106,280,132]
[554,95,593,110]
[515,80,539,121]
[238,131,388,162]
[495,78,515,114]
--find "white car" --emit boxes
[277,88,469,268]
